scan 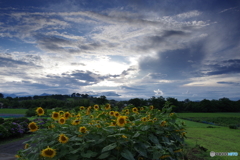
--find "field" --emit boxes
[1,109,240,159]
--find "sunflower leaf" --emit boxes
[120,149,135,160]
[101,143,117,153]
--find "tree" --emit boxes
[96,95,108,105]
[0,93,4,98]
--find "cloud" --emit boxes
[217,81,240,86]
[154,89,163,96]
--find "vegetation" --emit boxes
[16,103,186,160]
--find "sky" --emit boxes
[0,0,240,101]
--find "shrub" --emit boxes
[229,124,237,129]
[0,117,4,124]
[25,108,37,117]
[0,124,9,138]
[17,102,186,160]
[2,121,25,137]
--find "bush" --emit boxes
[0,117,4,124]
[25,108,37,117]
[229,124,237,129]
[0,124,9,138]
[2,121,25,137]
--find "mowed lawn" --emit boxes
[177,112,240,118]
[177,117,240,160]
[0,109,27,114]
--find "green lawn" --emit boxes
[0,109,27,114]
[179,119,240,160]
[177,112,240,118]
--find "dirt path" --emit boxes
[0,136,31,160]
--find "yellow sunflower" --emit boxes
[140,107,144,111]
[64,112,71,119]
[105,103,111,110]
[160,121,167,127]
[51,112,60,120]
[109,111,115,116]
[132,107,138,113]
[71,119,80,125]
[24,143,29,149]
[58,117,66,125]
[41,146,56,158]
[79,126,87,133]
[174,149,182,153]
[141,117,147,122]
[28,122,38,132]
[15,155,20,158]
[79,106,85,110]
[138,157,144,160]
[59,111,64,115]
[58,134,69,144]
[116,116,127,127]
[160,155,171,159]
[48,124,55,129]
[149,105,154,110]
[94,104,99,110]
[36,107,44,116]
[114,111,120,117]
[169,113,174,117]
[122,135,127,138]
[153,118,157,121]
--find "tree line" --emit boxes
[0,93,239,112]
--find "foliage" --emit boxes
[25,108,37,117]
[17,102,186,160]
[0,117,4,124]
[0,124,9,138]
[2,121,25,137]
[229,124,237,129]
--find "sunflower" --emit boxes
[174,149,182,153]
[181,132,186,137]
[24,143,29,149]
[51,112,60,120]
[86,107,91,115]
[90,115,94,119]
[79,106,85,110]
[79,126,87,133]
[28,122,38,132]
[122,135,127,138]
[109,122,116,126]
[141,117,147,122]
[125,111,130,115]
[15,155,20,158]
[58,117,66,124]
[94,104,99,110]
[64,112,71,119]
[153,118,157,121]
[149,105,154,110]
[132,107,138,113]
[71,119,80,125]
[160,121,167,127]
[114,111,120,117]
[58,134,69,144]
[169,113,174,117]
[116,116,127,127]
[41,146,56,158]
[36,107,44,116]
[138,157,144,160]
[48,124,55,129]
[160,155,171,159]
[140,107,144,111]
[109,111,115,116]
[59,111,64,115]
[105,103,111,110]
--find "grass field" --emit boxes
[0,109,27,114]
[179,119,240,160]
[177,112,240,118]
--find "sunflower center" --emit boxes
[45,149,54,156]
[30,124,37,129]
[61,136,66,141]
[119,118,125,124]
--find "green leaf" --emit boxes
[141,125,150,131]
[153,151,163,159]
[98,152,110,159]
[148,134,159,145]
[101,143,117,153]
[121,149,135,160]
[132,131,140,138]
[134,143,147,157]
[81,150,98,158]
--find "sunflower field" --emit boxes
[16,102,186,160]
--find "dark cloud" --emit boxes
[217,81,240,86]
[204,59,240,75]
[71,63,85,66]
[139,41,205,80]
[0,56,38,67]
[120,86,143,90]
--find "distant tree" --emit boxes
[0,93,4,98]
[96,95,108,105]
[81,94,89,98]
[128,98,141,107]
[71,93,76,97]
[76,93,80,97]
